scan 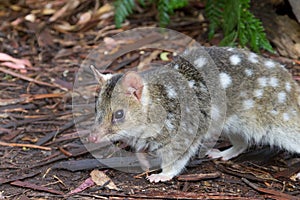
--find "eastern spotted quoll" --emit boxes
[88,46,300,182]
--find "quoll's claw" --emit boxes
[146,174,173,183]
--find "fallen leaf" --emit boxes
[53,22,76,32]
[96,3,114,16]
[104,37,118,50]
[68,177,95,195]
[160,52,170,61]
[49,0,80,22]
[25,13,36,22]
[77,11,92,25]
[90,169,119,190]
[42,8,56,15]
[0,52,33,73]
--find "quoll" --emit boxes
[88,46,300,183]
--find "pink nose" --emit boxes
[88,134,98,143]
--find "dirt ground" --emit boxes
[0,0,300,199]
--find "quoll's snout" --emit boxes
[88,126,102,143]
[88,133,98,143]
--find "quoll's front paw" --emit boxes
[146,173,173,183]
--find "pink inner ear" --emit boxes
[122,71,144,101]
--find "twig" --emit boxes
[10,180,64,195]
[242,178,300,200]
[0,141,51,150]
[0,171,41,185]
[177,172,221,181]
[36,113,93,145]
[134,169,157,179]
[79,191,256,200]
[0,67,67,90]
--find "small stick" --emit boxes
[0,141,51,151]
[134,169,158,179]
[242,178,300,200]
[177,172,221,181]
[0,67,66,90]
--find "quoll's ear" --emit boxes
[89,65,112,85]
[121,71,144,101]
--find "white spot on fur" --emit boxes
[174,64,179,70]
[188,80,195,88]
[248,53,258,63]
[165,119,175,131]
[257,77,268,88]
[264,60,275,68]
[227,47,234,52]
[186,107,191,113]
[141,84,150,109]
[229,55,241,65]
[211,105,220,120]
[194,57,207,68]
[291,109,297,116]
[279,64,286,69]
[245,69,253,77]
[282,113,290,121]
[219,72,232,89]
[166,86,177,98]
[243,99,254,110]
[269,77,279,87]
[285,82,291,92]
[254,89,264,98]
[183,49,190,56]
[240,91,247,98]
[270,110,279,115]
[278,92,286,104]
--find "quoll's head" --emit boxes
[88,66,149,144]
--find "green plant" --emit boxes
[114,0,135,28]
[114,0,273,52]
[114,0,188,28]
[157,0,188,27]
[205,0,273,52]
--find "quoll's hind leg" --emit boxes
[207,134,248,160]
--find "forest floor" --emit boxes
[0,0,300,199]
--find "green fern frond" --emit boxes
[207,0,273,52]
[158,0,170,27]
[169,0,188,10]
[158,0,188,27]
[239,0,273,52]
[137,0,146,6]
[114,0,135,28]
[205,0,225,40]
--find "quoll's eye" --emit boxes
[113,109,125,123]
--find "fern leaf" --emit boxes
[222,0,240,35]
[205,0,225,40]
[158,0,170,27]
[238,0,273,52]
[114,0,135,28]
